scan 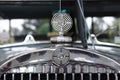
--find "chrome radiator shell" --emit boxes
[0,47,120,80]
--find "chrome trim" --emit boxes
[98,73,100,80]
[12,73,14,80]
[64,73,66,80]
[72,73,74,80]
[21,74,23,80]
[115,73,118,80]
[0,41,50,49]
[3,74,6,80]
[38,73,40,80]
[81,73,83,80]
[107,73,109,80]
[50,36,72,42]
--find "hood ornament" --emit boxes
[51,12,73,43]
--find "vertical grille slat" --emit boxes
[64,73,66,80]
[107,73,109,80]
[47,74,49,80]
[21,74,23,80]
[98,73,100,80]
[118,73,120,80]
[1,73,120,80]
[115,73,118,80]
[72,73,74,80]
[38,73,40,80]
[29,73,31,80]
[89,73,92,80]
[55,73,57,80]
[3,74,6,80]
[12,74,14,80]
[81,73,83,80]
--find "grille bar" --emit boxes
[47,74,49,80]
[64,73,66,80]
[21,74,23,80]
[12,74,14,80]
[55,73,57,80]
[3,74,6,80]
[1,73,120,80]
[107,73,109,80]
[29,73,31,80]
[115,73,118,80]
[81,73,83,80]
[89,73,92,80]
[98,73,100,80]
[72,73,74,80]
[38,73,40,80]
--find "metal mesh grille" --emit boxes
[51,13,72,33]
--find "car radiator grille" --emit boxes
[0,73,120,80]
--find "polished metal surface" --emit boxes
[52,47,70,65]
[51,13,72,34]
[0,47,120,75]
[51,12,72,42]
[6,64,116,73]
[50,36,72,42]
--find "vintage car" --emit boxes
[0,0,120,80]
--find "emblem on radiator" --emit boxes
[52,47,70,66]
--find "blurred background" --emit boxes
[0,17,120,44]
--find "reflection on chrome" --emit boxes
[7,63,115,73]
[0,47,120,79]
[74,57,94,63]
